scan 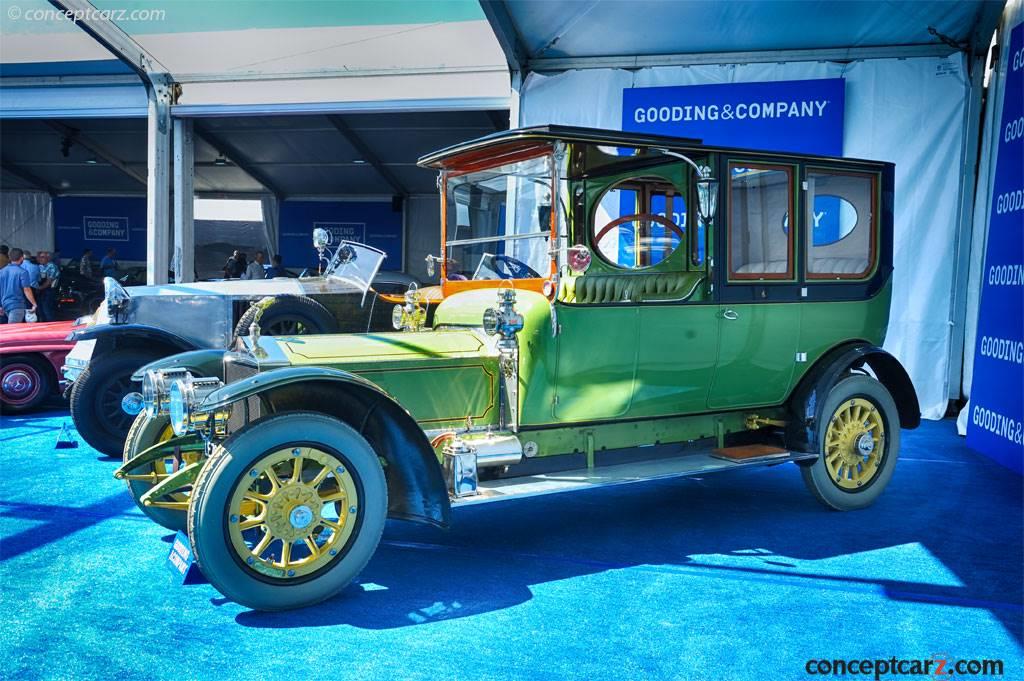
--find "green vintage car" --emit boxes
[117,126,919,611]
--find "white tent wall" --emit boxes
[519,54,972,420]
[0,191,54,255]
[958,0,1024,434]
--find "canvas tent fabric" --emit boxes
[519,54,971,421]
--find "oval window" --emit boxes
[782,195,858,246]
[592,179,685,269]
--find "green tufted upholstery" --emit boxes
[562,271,704,304]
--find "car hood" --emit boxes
[124,275,361,298]
[276,328,495,367]
[0,320,77,346]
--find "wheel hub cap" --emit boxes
[2,370,34,398]
[856,432,875,457]
[266,484,322,542]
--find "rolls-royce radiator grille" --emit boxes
[224,359,261,430]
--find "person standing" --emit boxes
[0,245,9,270]
[22,251,41,288]
[79,248,94,278]
[265,254,288,278]
[100,248,119,278]
[0,248,38,324]
[37,250,60,322]
[242,251,266,280]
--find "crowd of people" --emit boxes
[0,244,121,324]
[222,250,289,279]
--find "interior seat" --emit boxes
[562,271,703,304]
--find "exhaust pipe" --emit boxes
[443,433,524,497]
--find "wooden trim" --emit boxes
[727,161,796,281]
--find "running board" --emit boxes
[451,448,817,507]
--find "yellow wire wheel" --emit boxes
[823,397,886,490]
[227,446,361,580]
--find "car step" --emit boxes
[451,447,817,506]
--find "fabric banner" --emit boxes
[965,22,1024,472]
[623,78,845,155]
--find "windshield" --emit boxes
[444,153,554,281]
[323,241,386,303]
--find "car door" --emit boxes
[553,171,717,422]
[709,161,801,409]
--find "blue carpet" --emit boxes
[2,411,1021,680]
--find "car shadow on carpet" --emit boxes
[234,457,1023,643]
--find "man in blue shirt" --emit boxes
[0,248,39,324]
[22,251,41,288]
[100,248,119,278]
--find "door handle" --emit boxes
[722,308,739,321]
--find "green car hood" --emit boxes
[275,329,501,428]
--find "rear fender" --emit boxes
[204,366,451,528]
[787,342,921,452]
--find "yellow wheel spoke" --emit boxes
[252,531,273,557]
[310,464,331,488]
[321,518,341,531]
[319,490,346,503]
[239,516,265,531]
[290,454,304,483]
[266,466,283,491]
[303,535,320,558]
[279,540,292,567]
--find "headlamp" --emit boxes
[142,367,188,418]
[168,373,226,437]
[102,276,130,320]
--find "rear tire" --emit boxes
[70,348,162,457]
[188,412,387,611]
[0,354,54,413]
[233,296,338,340]
[801,375,900,511]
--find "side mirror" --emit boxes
[696,175,719,223]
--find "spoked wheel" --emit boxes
[233,296,338,341]
[188,412,386,611]
[122,413,205,532]
[0,354,53,413]
[801,375,900,510]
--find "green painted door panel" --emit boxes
[357,363,498,427]
[553,305,639,421]
[709,303,800,408]
[632,304,720,416]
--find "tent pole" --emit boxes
[173,118,195,284]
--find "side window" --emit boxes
[728,163,794,280]
[592,178,685,269]
[804,169,876,279]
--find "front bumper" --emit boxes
[62,339,96,384]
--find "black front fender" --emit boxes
[69,323,197,353]
[131,349,228,382]
[205,366,451,528]
[787,342,921,452]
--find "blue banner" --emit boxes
[966,22,1024,473]
[83,215,129,242]
[623,78,845,156]
[55,197,147,261]
[279,200,402,271]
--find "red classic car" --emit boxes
[0,321,76,413]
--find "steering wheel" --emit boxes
[492,254,541,279]
[595,213,684,244]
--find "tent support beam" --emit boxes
[326,115,408,197]
[1,156,56,196]
[173,118,195,284]
[47,0,176,285]
[193,124,286,200]
[527,43,960,71]
[45,121,148,187]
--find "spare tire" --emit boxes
[233,295,339,340]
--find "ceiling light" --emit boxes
[352,159,366,164]
[214,156,228,166]
[85,157,98,165]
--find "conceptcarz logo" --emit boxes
[632,99,832,124]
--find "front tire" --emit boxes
[801,375,900,511]
[233,296,338,340]
[188,412,387,611]
[70,349,163,457]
